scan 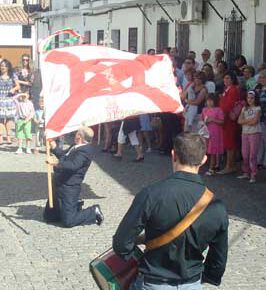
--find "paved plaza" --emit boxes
[0,144,266,290]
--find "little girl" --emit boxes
[237,90,261,183]
[184,85,198,132]
[13,92,35,154]
[202,94,224,175]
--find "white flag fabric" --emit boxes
[40,44,183,139]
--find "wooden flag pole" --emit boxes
[98,124,101,145]
[46,140,54,208]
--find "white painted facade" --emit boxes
[35,0,266,68]
[0,23,36,65]
[0,23,36,46]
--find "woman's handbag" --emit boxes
[90,188,214,290]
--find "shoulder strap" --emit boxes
[145,188,214,251]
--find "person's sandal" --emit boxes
[6,136,12,144]
[217,168,236,175]
[205,169,215,176]
[112,154,122,160]
[133,157,144,162]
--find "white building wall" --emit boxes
[84,7,143,52]
[49,14,83,34]
[144,3,180,52]
[187,0,261,65]
[37,0,266,67]
[0,23,35,46]
[52,0,79,10]
[84,14,108,44]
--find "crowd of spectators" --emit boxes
[103,47,266,183]
[1,47,266,184]
[0,54,44,153]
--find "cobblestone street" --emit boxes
[0,144,266,290]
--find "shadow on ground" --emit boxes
[93,146,266,229]
[0,172,104,227]
[0,172,104,206]
[1,147,265,231]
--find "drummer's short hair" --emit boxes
[173,133,206,166]
[77,126,94,143]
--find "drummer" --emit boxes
[113,133,229,290]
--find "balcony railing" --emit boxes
[80,0,104,4]
[23,4,50,13]
[80,0,89,3]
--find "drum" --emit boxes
[90,247,143,290]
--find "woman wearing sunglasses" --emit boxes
[16,54,34,95]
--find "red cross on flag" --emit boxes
[40,33,183,139]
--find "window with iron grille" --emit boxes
[157,19,169,54]
[176,23,189,60]
[128,28,138,53]
[54,35,59,48]
[111,30,120,50]
[63,33,70,47]
[84,30,91,44]
[264,25,266,63]
[224,9,243,68]
[97,30,104,45]
[22,25,31,39]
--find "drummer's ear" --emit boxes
[200,155,207,167]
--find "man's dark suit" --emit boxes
[43,143,96,227]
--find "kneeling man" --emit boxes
[44,126,104,228]
[113,133,228,290]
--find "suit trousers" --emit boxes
[43,184,96,227]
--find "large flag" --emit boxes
[40,34,183,139]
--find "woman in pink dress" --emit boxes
[202,94,224,175]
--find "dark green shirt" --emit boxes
[113,171,228,286]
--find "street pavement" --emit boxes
[0,143,265,290]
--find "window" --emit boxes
[22,25,32,39]
[97,30,104,45]
[177,23,189,60]
[54,35,59,48]
[263,25,266,62]
[84,30,91,44]
[73,0,79,9]
[111,30,120,50]
[157,19,169,54]
[128,28,138,53]
[63,33,69,47]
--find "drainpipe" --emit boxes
[142,4,146,53]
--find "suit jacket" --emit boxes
[52,144,94,192]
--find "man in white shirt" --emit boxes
[198,49,211,71]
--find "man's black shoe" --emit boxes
[94,204,104,226]
[77,200,84,211]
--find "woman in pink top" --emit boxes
[202,94,224,175]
